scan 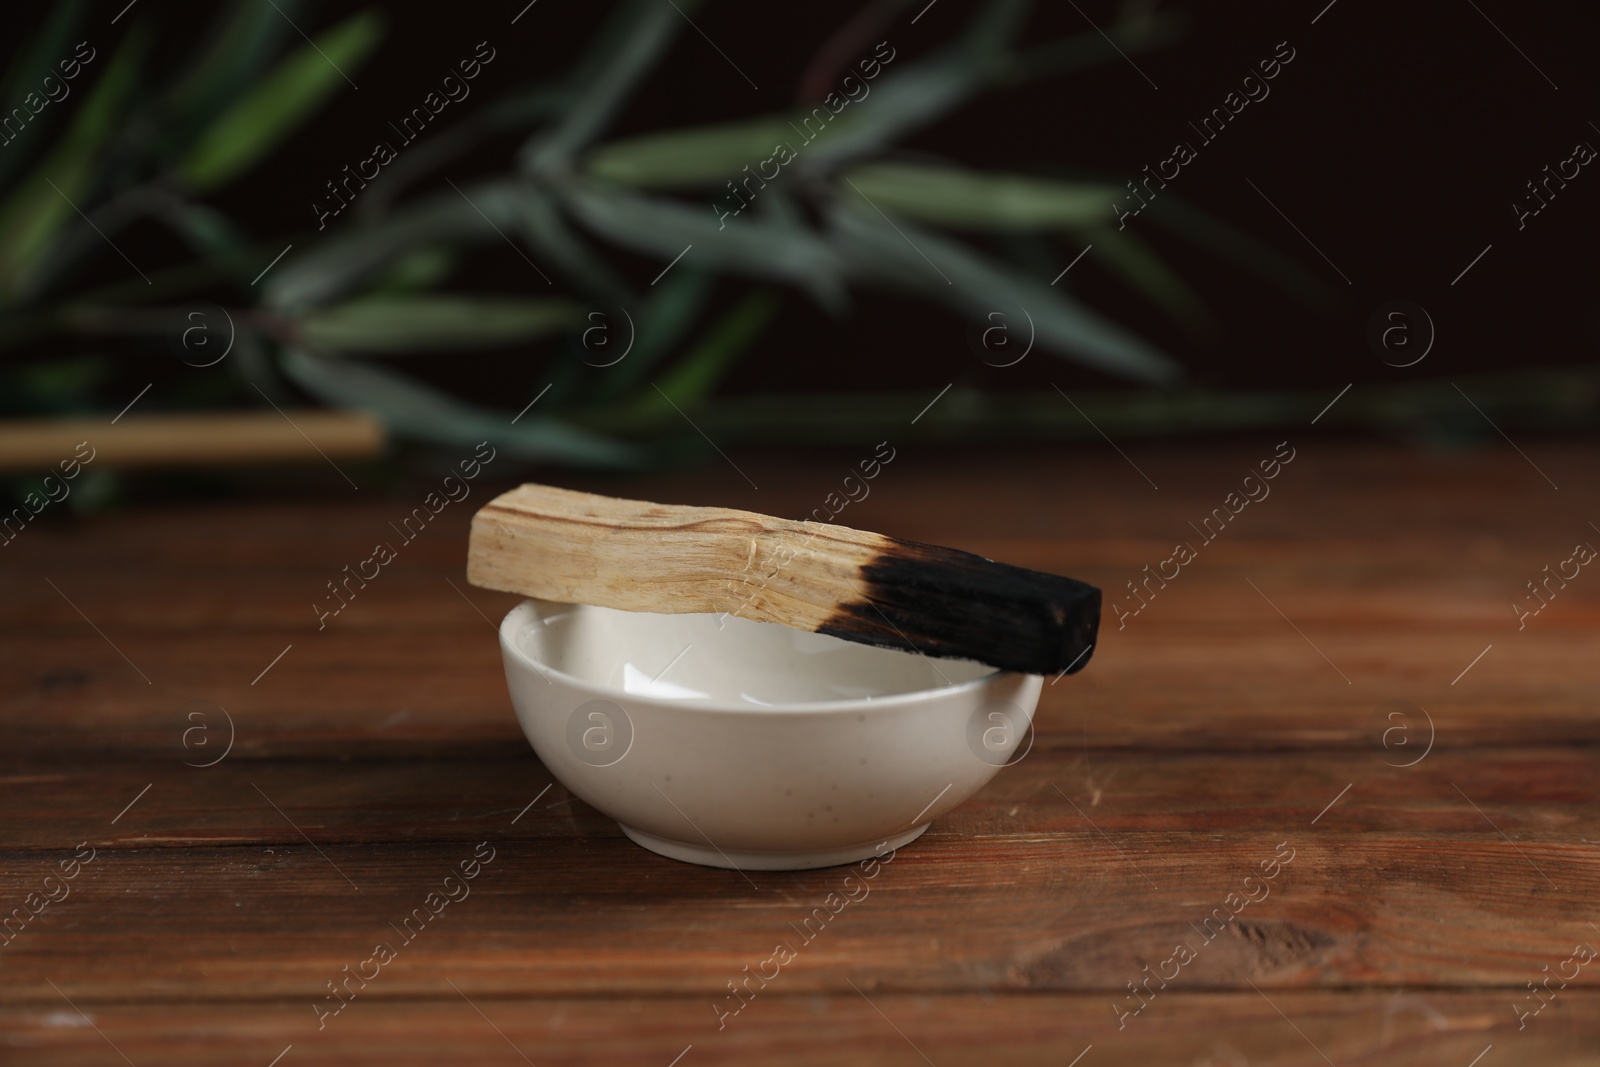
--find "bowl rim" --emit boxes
[498,598,1021,715]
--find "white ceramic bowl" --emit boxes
[497,599,1043,870]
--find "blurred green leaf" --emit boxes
[503,183,631,300]
[367,246,458,294]
[158,196,251,260]
[1007,9,1187,84]
[1143,196,1332,309]
[798,0,1030,170]
[598,264,712,398]
[298,295,580,353]
[159,0,299,148]
[1079,224,1210,332]
[0,0,87,189]
[0,354,107,416]
[0,0,1334,467]
[840,163,1112,230]
[523,0,694,172]
[801,59,981,170]
[585,116,819,189]
[583,2,1183,189]
[539,343,587,410]
[827,199,1181,384]
[481,82,571,131]
[279,347,640,467]
[226,328,292,406]
[966,0,1034,58]
[0,3,86,118]
[359,83,569,219]
[29,188,256,297]
[571,370,1600,443]
[0,27,146,301]
[263,189,495,312]
[559,180,847,310]
[651,288,780,406]
[179,9,383,192]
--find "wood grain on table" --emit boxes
[2,443,1597,1065]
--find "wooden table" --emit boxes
[3,441,1597,1065]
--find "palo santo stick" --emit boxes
[467,483,1100,677]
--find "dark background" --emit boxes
[1,0,1594,432]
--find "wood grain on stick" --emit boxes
[467,483,1100,675]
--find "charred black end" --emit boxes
[816,537,1101,677]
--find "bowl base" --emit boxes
[618,823,930,871]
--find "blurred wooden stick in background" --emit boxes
[0,411,385,472]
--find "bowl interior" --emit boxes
[510,600,993,708]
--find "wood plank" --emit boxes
[4,444,1596,756]
[0,993,1591,1066]
[3,441,1597,1065]
[5,615,1598,754]
[0,828,1594,1001]
[0,629,520,755]
[5,535,1592,638]
[0,747,1593,851]
[5,488,1595,635]
[4,442,1593,613]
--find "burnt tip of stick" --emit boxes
[816,537,1101,677]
